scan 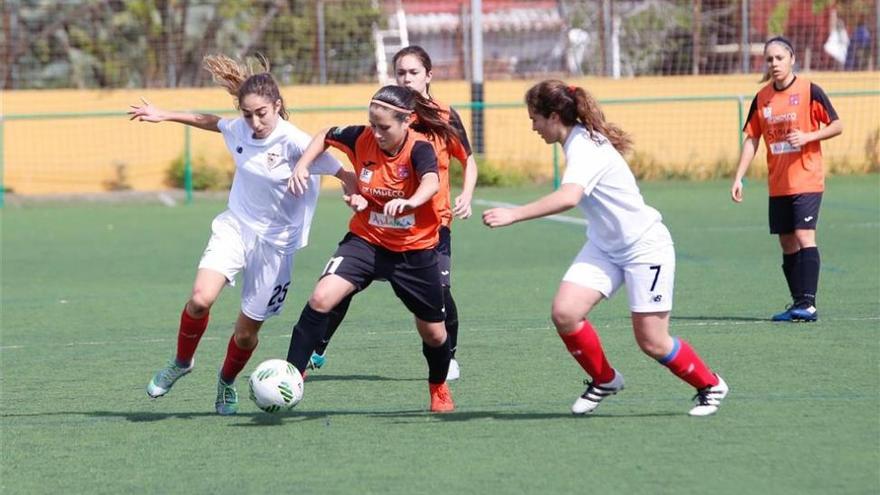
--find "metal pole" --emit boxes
[470,0,484,154]
[741,0,750,73]
[603,0,613,77]
[736,95,745,152]
[317,0,327,84]
[184,126,193,204]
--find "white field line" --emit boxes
[2,316,877,351]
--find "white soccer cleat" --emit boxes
[571,369,625,414]
[688,374,729,417]
[446,358,460,381]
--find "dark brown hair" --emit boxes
[760,36,795,84]
[202,53,289,120]
[371,85,459,144]
[525,80,633,154]
[392,45,434,97]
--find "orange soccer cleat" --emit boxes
[429,382,455,413]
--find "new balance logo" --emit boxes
[804,216,814,222]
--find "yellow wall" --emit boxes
[3,72,878,194]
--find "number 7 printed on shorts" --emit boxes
[649,265,661,292]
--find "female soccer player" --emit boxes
[129,54,352,415]
[483,80,729,417]
[286,85,460,412]
[309,45,478,381]
[731,36,842,322]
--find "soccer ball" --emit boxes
[248,359,304,413]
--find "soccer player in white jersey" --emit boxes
[128,54,353,415]
[483,80,729,417]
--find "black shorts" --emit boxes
[768,192,823,234]
[321,233,445,322]
[437,226,452,287]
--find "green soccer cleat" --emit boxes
[214,378,239,416]
[146,359,194,398]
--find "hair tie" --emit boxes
[370,99,412,114]
[567,85,577,95]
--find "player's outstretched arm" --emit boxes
[127,98,220,132]
[290,128,332,196]
[483,183,583,228]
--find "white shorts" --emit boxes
[562,224,675,313]
[198,210,296,321]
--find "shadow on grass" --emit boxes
[0,408,681,425]
[304,373,421,383]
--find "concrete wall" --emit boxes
[4,72,878,194]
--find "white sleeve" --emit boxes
[287,126,342,176]
[560,138,606,196]
[217,117,235,136]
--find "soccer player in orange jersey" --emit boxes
[731,36,843,322]
[310,46,478,381]
[285,85,462,413]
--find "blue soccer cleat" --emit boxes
[789,305,818,322]
[147,359,194,398]
[307,351,326,370]
[771,306,796,321]
[214,377,239,416]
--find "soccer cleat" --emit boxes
[429,382,455,413]
[214,378,239,416]
[446,358,460,381]
[789,305,818,322]
[307,351,326,370]
[688,374,729,417]
[771,305,796,322]
[146,359,194,398]
[571,369,625,414]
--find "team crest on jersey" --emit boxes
[762,106,772,119]
[266,151,282,169]
[359,168,373,183]
[789,94,800,106]
[397,165,410,178]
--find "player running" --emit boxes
[731,36,842,323]
[483,80,729,417]
[129,54,353,415]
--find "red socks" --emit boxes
[659,337,718,389]
[220,335,256,384]
[176,308,209,365]
[559,320,615,384]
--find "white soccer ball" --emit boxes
[248,359,304,413]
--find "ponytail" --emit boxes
[202,53,288,120]
[525,80,632,155]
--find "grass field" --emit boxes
[2,176,878,494]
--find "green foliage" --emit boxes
[768,1,792,35]
[165,154,232,191]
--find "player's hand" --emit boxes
[384,198,412,216]
[482,207,516,228]
[289,165,311,196]
[785,129,811,148]
[127,97,163,123]
[453,193,473,219]
[343,194,368,212]
[730,179,744,203]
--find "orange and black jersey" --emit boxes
[428,102,472,227]
[325,125,441,252]
[744,77,839,196]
